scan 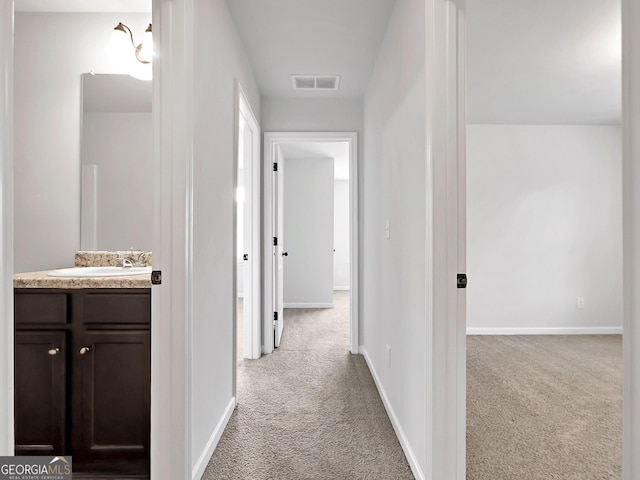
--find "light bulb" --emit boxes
[105,23,134,69]
[130,61,153,82]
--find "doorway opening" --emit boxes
[465,1,623,477]
[263,132,359,355]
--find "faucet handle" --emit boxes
[136,251,148,266]
[121,258,133,268]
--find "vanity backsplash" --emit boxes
[75,250,153,267]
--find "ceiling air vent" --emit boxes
[291,75,341,91]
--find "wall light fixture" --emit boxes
[106,23,153,81]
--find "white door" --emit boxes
[238,86,261,360]
[282,158,334,308]
[239,116,253,357]
[273,150,285,347]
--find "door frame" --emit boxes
[0,0,14,457]
[263,132,359,355]
[234,81,261,362]
[151,0,193,478]
[426,0,467,477]
[622,0,640,477]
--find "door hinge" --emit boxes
[151,270,162,285]
[273,162,278,172]
[273,312,278,321]
[273,237,278,246]
[243,254,249,261]
[457,273,468,289]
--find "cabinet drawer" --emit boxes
[15,292,69,325]
[81,291,150,325]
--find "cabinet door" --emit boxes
[73,330,150,475]
[14,331,67,456]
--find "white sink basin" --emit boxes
[47,266,152,278]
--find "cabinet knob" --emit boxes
[48,348,59,356]
[79,346,91,355]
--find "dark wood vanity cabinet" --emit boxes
[14,330,67,456]
[14,289,151,478]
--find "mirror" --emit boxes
[80,73,153,251]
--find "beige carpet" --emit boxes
[204,292,414,480]
[467,335,622,480]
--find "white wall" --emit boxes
[467,124,623,333]
[261,97,363,133]
[82,112,153,251]
[362,0,428,477]
[334,179,350,289]
[283,157,334,306]
[13,12,151,272]
[190,0,261,476]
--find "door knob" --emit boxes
[79,346,91,355]
[282,252,289,257]
[48,348,59,356]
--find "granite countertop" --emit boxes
[14,269,152,289]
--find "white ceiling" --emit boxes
[14,0,150,12]
[16,0,620,124]
[467,0,621,125]
[225,0,397,99]
[279,142,350,180]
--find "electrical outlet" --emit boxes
[386,344,391,368]
[577,297,585,309]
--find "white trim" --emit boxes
[425,0,466,478]
[0,0,13,456]
[349,133,359,355]
[467,327,623,336]
[236,82,261,362]
[455,1,468,475]
[622,1,640,478]
[333,286,350,291]
[360,347,425,480]
[151,0,193,478]
[263,132,359,355]
[191,398,236,480]
[284,303,334,309]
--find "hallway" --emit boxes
[204,292,413,479]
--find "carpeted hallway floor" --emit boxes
[208,300,623,479]
[467,335,622,480]
[203,291,414,480]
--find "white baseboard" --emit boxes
[333,286,350,291]
[192,397,236,480]
[283,303,334,309]
[359,347,425,480]
[467,326,623,335]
